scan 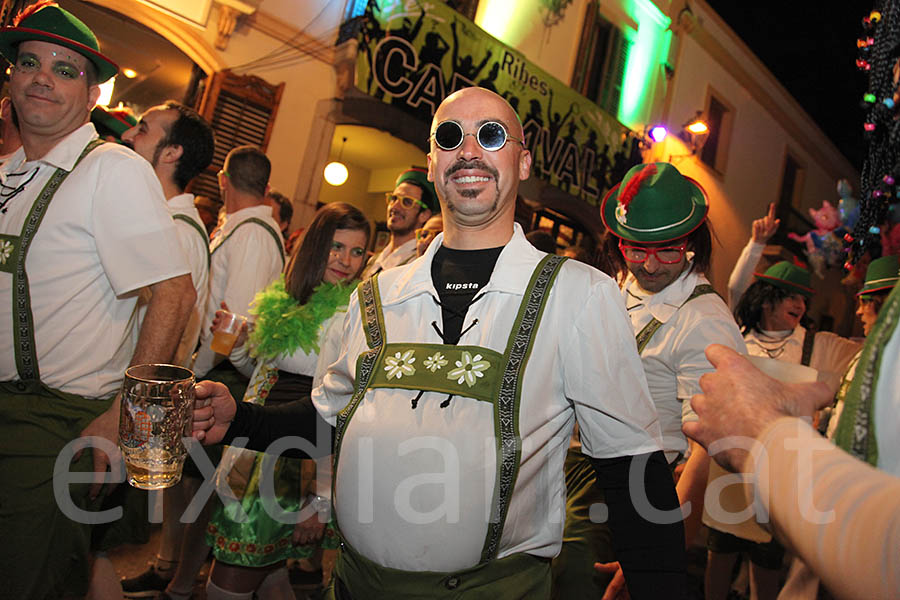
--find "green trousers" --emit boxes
[325,540,551,599]
[0,381,112,599]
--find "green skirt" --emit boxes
[205,449,339,567]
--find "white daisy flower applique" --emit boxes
[447,351,491,387]
[384,349,416,380]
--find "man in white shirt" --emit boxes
[192,145,284,381]
[553,162,746,598]
[123,101,215,368]
[361,166,438,277]
[119,101,216,599]
[191,87,687,599]
[0,5,195,598]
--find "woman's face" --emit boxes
[324,228,368,284]
[856,297,879,336]
[761,292,807,331]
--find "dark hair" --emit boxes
[859,289,890,316]
[284,202,371,305]
[224,145,270,197]
[160,101,215,191]
[267,190,293,226]
[734,280,798,334]
[602,220,714,284]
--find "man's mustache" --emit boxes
[445,159,499,180]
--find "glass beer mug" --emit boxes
[118,364,195,489]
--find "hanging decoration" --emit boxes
[850,3,900,267]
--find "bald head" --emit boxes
[430,87,524,141]
[426,87,531,249]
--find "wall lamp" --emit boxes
[682,111,710,154]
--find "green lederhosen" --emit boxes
[0,140,118,599]
[552,283,716,598]
[326,255,566,599]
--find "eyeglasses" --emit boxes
[430,120,523,152]
[415,228,439,242]
[618,240,687,264]
[218,169,230,178]
[385,193,427,211]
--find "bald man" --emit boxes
[191,87,685,599]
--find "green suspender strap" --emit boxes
[172,213,211,269]
[833,283,900,466]
[211,217,285,267]
[6,139,106,382]
[479,253,566,563]
[634,283,717,355]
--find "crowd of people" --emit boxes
[1,3,899,600]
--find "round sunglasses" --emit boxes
[430,120,523,152]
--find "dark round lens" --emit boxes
[434,121,463,150]
[477,122,507,150]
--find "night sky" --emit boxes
[705,1,870,170]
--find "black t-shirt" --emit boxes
[430,245,503,344]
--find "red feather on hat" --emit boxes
[617,163,657,213]
[14,0,58,26]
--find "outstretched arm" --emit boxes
[192,380,333,459]
[728,204,779,308]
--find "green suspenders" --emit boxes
[634,283,718,355]
[211,217,285,267]
[5,139,106,382]
[332,254,567,563]
[172,213,211,269]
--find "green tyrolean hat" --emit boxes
[0,2,118,83]
[395,167,439,214]
[91,106,137,140]
[857,255,899,296]
[755,261,815,297]
[600,162,708,243]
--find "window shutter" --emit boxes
[571,1,599,92]
[598,28,630,116]
[188,70,285,202]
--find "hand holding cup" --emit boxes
[210,302,247,355]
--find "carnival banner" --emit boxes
[354,0,642,205]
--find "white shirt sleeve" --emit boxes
[562,275,663,459]
[810,332,862,395]
[727,240,766,309]
[673,299,747,422]
[312,295,364,425]
[313,310,350,389]
[92,151,190,295]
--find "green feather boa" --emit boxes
[247,276,355,361]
